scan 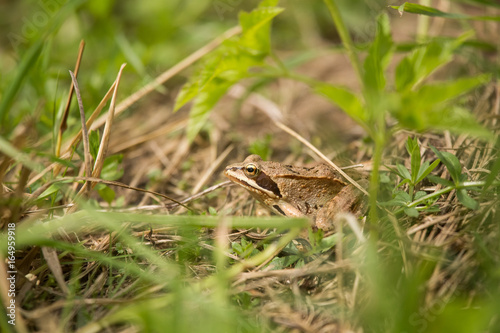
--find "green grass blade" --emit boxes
[391,3,500,21]
[0,135,45,172]
[0,39,43,130]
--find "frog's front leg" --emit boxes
[314,182,367,233]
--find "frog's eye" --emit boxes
[244,163,259,178]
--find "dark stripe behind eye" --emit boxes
[273,205,286,216]
[254,172,281,197]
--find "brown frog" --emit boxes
[224,155,367,232]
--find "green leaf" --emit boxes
[395,32,473,92]
[238,4,284,55]
[208,207,218,216]
[430,146,462,184]
[404,207,419,217]
[101,155,124,181]
[416,159,440,183]
[89,131,100,160]
[397,178,411,188]
[38,184,62,201]
[390,3,500,21]
[457,188,479,210]
[426,205,441,213]
[363,13,393,95]
[396,164,412,180]
[414,74,491,106]
[231,242,243,254]
[427,175,454,187]
[393,80,493,138]
[174,0,283,142]
[394,190,411,202]
[186,82,231,141]
[269,254,301,269]
[414,191,428,200]
[98,185,116,205]
[428,106,494,140]
[318,233,340,251]
[314,83,366,126]
[406,137,421,183]
[174,78,201,112]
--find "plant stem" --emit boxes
[416,0,431,42]
[368,137,385,241]
[394,181,497,215]
[322,0,363,84]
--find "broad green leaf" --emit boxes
[416,159,440,183]
[239,5,284,55]
[392,69,493,134]
[101,155,124,181]
[427,175,454,187]
[363,13,393,95]
[404,207,419,217]
[430,146,462,184]
[395,32,473,92]
[174,78,201,112]
[414,191,428,200]
[174,0,283,142]
[314,83,366,126]
[98,185,116,205]
[390,3,500,21]
[37,184,61,201]
[457,188,479,210]
[428,106,494,140]
[174,56,222,111]
[414,74,491,106]
[186,83,232,141]
[395,190,411,202]
[396,164,412,180]
[392,98,492,139]
[318,233,340,251]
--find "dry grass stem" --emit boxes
[69,70,92,196]
[56,40,85,157]
[92,63,127,181]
